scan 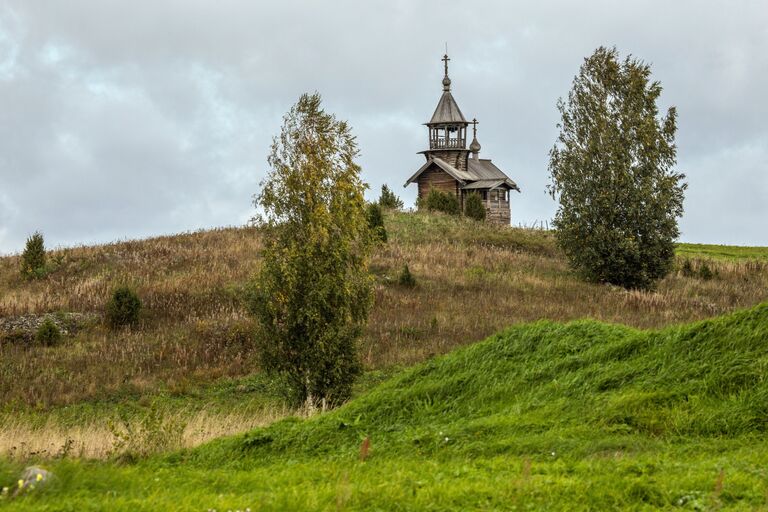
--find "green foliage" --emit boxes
[250,93,373,408]
[548,46,687,290]
[698,261,714,280]
[366,202,387,242]
[378,184,403,210]
[20,232,46,279]
[34,318,61,346]
[419,189,460,216]
[680,258,717,280]
[463,192,486,221]
[398,264,416,288]
[106,286,142,329]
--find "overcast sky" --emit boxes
[0,1,766,254]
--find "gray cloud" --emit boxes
[1,0,767,253]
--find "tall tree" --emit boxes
[548,47,686,290]
[250,93,374,408]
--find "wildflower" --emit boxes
[444,437,450,442]
[2,486,8,494]
[551,451,556,457]
[17,479,24,489]
[36,473,43,482]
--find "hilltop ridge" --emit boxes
[1,211,767,458]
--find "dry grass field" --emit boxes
[1,211,767,458]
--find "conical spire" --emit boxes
[429,53,466,125]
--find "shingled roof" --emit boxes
[466,159,519,191]
[428,91,467,125]
[404,157,520,192]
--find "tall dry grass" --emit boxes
[0,406,292,460]
[1,212,767,458]
[2,215,767,407]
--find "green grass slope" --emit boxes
[3,303,768,510]
[677,242,768,260]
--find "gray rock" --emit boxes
[12,466,54,496]
[21,466,53,486]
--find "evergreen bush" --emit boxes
[379,184,404,210]
[21,231,47,279]
[366,203,387,242]
[398,264,417,288]
[106,286,142,329]
[419,189,460,216]
[699,262,715,280]
[35,317,61,346]
[464,192,486,221]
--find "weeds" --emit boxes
[108,401,184,460]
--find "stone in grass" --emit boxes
[13,466,54,496]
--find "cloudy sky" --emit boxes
[0,1,766,254]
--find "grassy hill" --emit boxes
[2,302,768,509]
[1,211,767,458]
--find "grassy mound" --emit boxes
[191,301,768,467]
[4,304,766,510]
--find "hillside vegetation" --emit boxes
[2,302,768,509]
[1,211,767,457]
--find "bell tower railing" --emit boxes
[428,125,467,150]
[429,136,466,149]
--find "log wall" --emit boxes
[417,167,459,199]
[427,150,469,174]
[485,198,511,225]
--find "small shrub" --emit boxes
[379,184,404,210]
[698,262,715,280]
[680,259,716,280]
[106,286,142,329]
[108,401,184,460]
[464,192,486,221]
[20,232,47,279]
[35,318,61,346]
[419,189,460,216]
[398,264,417,288]
[366,203,387,242]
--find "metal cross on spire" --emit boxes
[441,49,452,91]
[472,118,478,137]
